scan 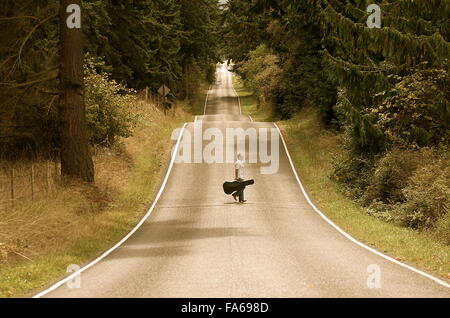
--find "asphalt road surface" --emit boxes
[39,64,449,298]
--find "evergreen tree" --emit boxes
[225,0,449,151]
[59,0,94,182]
[0,0,222,161]
[320,0,450,152]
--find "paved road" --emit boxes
[40,64,449,298]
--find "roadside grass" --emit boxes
[190,81,210,115]
[233,79,449,280]
[278,107,450,279]
[0,101,192,298]
[232,75,275,122]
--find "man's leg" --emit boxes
[238,188,245,202]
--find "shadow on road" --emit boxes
[106,220,255,260]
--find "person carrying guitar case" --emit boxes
[222,153,254,203]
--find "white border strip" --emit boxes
[273,123,450,289]
[230,73,242,115]
[203,85,212,115]
[34,123,189,298]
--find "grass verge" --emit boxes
[0,101,192,298]
[190,81,211,115]
[279,108,449,279]
[233,79,449,280]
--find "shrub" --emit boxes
[434,212,450,245]
[332,151,374,200]
[84,58,140,147]
[362,148,427,205]
[391,150,450,230]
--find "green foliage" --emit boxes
[363,148,425,205]
[0,0,221,158]
[179,0,221,80]
[373,67,450,148]
[392,151,450,231]
[84,57,139,147]
[332,152,373,200]
[84,0,221,95]
[434,213,450,245]
[334,88,387,153]
[221,0,271,63]
[84,0,185,92]
[267,2,337,121]
[223,0,450,239]
[335,146,450,238]
[223,1,337,121]
[321,0,450,152]
[0,0,59,159]
[236,44,281,109]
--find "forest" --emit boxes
[0,0,220,162]
[223,0,449,243]
[0,0,449,298]
[0,1,222,293]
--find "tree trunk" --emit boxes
[59,0,94,182]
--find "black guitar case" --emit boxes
[223,179,255,195]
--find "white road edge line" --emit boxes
[203,85,212,115]
[273,123,450,289]
[229,71,242,116]
[33,123,189,298]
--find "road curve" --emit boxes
[39,64,449,298]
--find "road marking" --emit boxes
[203,85,212,115]
[273,123,450,289]
[230,74,242,115]
[33,123,189,298]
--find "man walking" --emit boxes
[233,153,247,203]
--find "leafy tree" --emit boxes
[84,57,139,147]
[238,44,281,108]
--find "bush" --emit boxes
[84,57,140,147]
[362,148,426,205]
[332,151,373,200]
[434,212,450,245]
[391,151,450,230]
[334,142,450,239]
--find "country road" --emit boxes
[37,64,450,298]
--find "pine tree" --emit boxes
[320,0,450,152]
[59,0,94,182]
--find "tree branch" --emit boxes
[0,16,40,22]
[11,13,58,73]
[0,69,58,88]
